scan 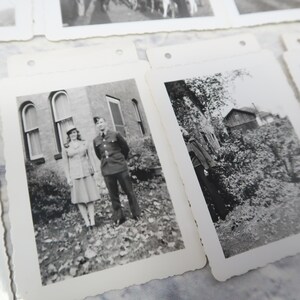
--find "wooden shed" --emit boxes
[223,108,259,134]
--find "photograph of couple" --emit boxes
[63,116,141,229]
[17,79,184,285]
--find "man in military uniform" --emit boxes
[180,127,228,222]
[93,116,141,226]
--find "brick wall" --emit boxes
[17,79,149,176]
[86,78,149,138]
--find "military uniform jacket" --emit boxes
[93,130,129,176]
[187,137,216,170]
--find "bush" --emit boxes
[127,135,163,182]
[25,161,71,224]
[214,118,300,208]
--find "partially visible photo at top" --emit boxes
[60,0,213,27]
[0,0,15,27]
[234,0,300,14]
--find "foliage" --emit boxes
[215,180,300,258]
[26,162,71,224]
[185,70,250,116]
[214,118,300,207]
[165,80,208,143]
[165,70,250,143]
[127,135,162,181]
[213,120,300,258]
[34,181,184,285]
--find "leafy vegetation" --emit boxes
[127,136,162,181]
[34,182,184,285]
[26,162,71,224]
[165,71,300,257]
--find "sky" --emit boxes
[217,65,292,118]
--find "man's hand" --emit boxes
[204,169,209,177]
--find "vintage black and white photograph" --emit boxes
[60,0,213,27]
[164,60,300,259]
[45,0,224,39]
[234,0,300,15]
[225,0,300,26]
[16,79,185,285]
[0,0,32,41]
[0,0,15,27]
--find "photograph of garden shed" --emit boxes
[16,79,184,285]
[164,66,300,258]
[223,107,278,134]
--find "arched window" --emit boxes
[106,95,126,137]
[132,99,145,135]
[21,103,43,160]
[51,91,73,153]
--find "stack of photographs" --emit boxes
[0,37,300,298]
[1,0,300,40]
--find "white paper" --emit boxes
[43,0,227,40]
[0,56,206,299]
[284,49,300,94]
[282,33,300,51]
[0,0,33,41]
[224,0,300,27]
[147,50,300,280]
[147,33,261,68]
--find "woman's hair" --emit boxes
[64,129,83,148]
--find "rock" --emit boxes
[148,217,155,223]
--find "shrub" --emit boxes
[25,161,71,224]
[127,135,162,182]
[214,118,300,209]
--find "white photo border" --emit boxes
[0,61,206,300]
[0,0,32,41]
[284,50,300,94]
[146,50,300,281]
[0,207,13,300]
[224,0,300,27]
[44,0,227,40]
